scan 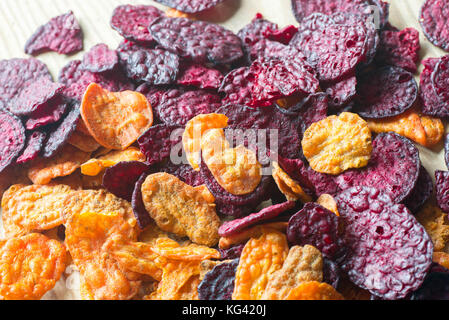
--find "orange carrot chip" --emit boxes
[415,203,449,252]
[285,281,344,300]
[272,161,312,203]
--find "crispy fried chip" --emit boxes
[182,113,228,171]
[141,173,220,246]
[415,202,449,252]
[232,229,289,300]
[80,147,145,176]
[433,252,449,270]
[65,211,140,300]
[0,233,66,300]
[316,193,340,216]
[150,237,220,261]
[80,83,153,150]
[261,245,323,300]
[27,144,91,185]
[1,184,74,238]
[420,115,445,147]
[285,281,344,300]
[67,129,101,153]
[302,112,372,175]
[272,161,312,203]
[201,128,262,195]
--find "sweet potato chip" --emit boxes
[150,237,220,261]
[272,161,312,203]
[141,173,220,246]
[0,233,66,300]
[1,184,74,238]
[285,281,344,300]
[420,115,444,147]
[67,129,101,153]
[415,202,449,252]
[27,144,91,185]
[316,194,340,216]
[80,83,153,150]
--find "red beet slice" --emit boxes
[248,39,304,62]
[0,110,26,172]
[155,0,226,13]
[219,67,255,106]
[219,244,245,260]
[355,66,418,119]
[9,78,64,116]
[176,64,224,90]
[149,17,244,65]
[410,270,449,300]
[103,161,150,202]
[263,25,298,45]
[215,202,254,218]
[419,57,449,117]
[335,186,433,300]
[25,11,83,55]
[137,124,183,166]
[131,172,152,229]
[445,133,449,170]
[275,154,316,197]
[116,39,154,64]
[431,55,449,105]
[198,259,239,301]
[0,58,53,112]
[16,131,46,164]
[375,28,420,73]
[218,201,296,237]
[82,43,119,73]
[419,0,449,52]
[156,89,221,126]
[323,75,357,110]
[238,14,278,48]
[25,99,69,130]
[435,170,449,213]
[159,162,204,187]
[336,132,420,203]
[287,203,343,259]
[402,165,433,214]
[110,5,164,44]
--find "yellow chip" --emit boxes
[272,161,312,203]
[316,194,340,216]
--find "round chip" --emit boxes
[419,57,449,117]
[0,109,26,172]
[198,259,239,300]
[154,0,226,13]
[285,281,344,300]
[420,0,449,52]
[81,43,119,73]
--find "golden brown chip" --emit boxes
[262,245,323,300]
[51,171,84,190]
[1,184,74,238]
[302,112,372,175]
[232,229,289,300]
[199,260,230,281]
[141,173,220,246]
[415,203,449,251]
[0,233,66,300]
[150,237,220,261]
[316,194,340,216]
[80,83,153,150]
[285,281,344,300]
[420,115,444,147]
[27,144,91,185]
[81,147,145,176]
[67,129,101,153]
[272,161,312,203]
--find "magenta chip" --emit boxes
[218,201,296,237]
[323,75,357,109]
[131,173,152,230]
[402,165,433,214]
[82,43,119,73]
[25,11,83,55]
[16,131,46,165]
[177,64,224,90]
[419,57,449,117]
[198,259,239,301]
[0,110,26,172]
[419,0,449,52]
[25,99,68,130]
[159,162,204,187]
[335,186,433,300]
[435,170,449,213]
[154,0,226,13]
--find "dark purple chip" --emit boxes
[132,173,152,230]
[375,28,420,73]
[16,131,46,164]
[219,244,245,260]
[248,39,304,62]
[198,259,239,300]
[419,57,449,117]
[402,165,433,214]
[110,5,164,44]
[237,14,278,49]
[431,55,449,105]
[137,124,183,166]
[25,98,69,130]
[354,66,418,119]
[8,78,64,116]
[149,17,244,65]
[135,83,171,123]
[81,43,119,73]
[335,186,434,300]
[218,201,296,237]
[323,258,341,289]
[116,39,154,64]
[103,161,150,202]
[25,11,83,55]
[156,88,221,126]
[323,75,357,110]
[287,203,342,259]
[445,133,449,170]
[419,0,449,52]
[155,0,226,13]
[215,202,254,218]
[219,67,255,106]
[41,101,80,159]
[410,271,449,300]
[0,58,52,111]
[125,49,180,85]
[336,132,420,203]
[176,64,223,90]
[0,110,26,172]
[158,161,204,187]
[435,170,449,214]
[301,164,342,197]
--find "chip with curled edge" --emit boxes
[272,161,312,203]
[285,281,344,300]
[232,229,289,300]
[141,172,220,246]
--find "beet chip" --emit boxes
[198,259,239,300]
[237,14,278,55]
[248,39,304,62]
[336,132,420,203]
[410,271,449,300]
[219,245,245,260]
[156,89,222,126]
[0,58,52,111]
[82,44,119,73]
[355,66,418,119]
[0,110,26,172]
[323,75,357,110]
[430,55,449,109]
[287,202,343,260]
[9,78,64,116]
[264,25,298,45]
[137,124,183,165]
[25,99,69,130]
[16,131,46,165]
[419,57,449,117]
[155,0,226,13]
[149,17,243,65]
[215,202,253,218]
[177,64,224,90]
[131,173,152,229]
[445,134,449,170]
[25,11,83,55]
[402,165,433,214]
[103,161,150,202]
[218,201,296,237]
[435,170,449,214]
[420,0,449,52]
[335,186,433,300]
[111,5,164,44]
[159,162,204,187]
